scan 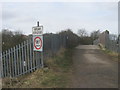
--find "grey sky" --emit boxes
[2,2,118,35]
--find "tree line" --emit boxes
[2,29,28,52]
[2,28,118,52]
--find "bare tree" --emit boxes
[90,30,101,40]
[14,30,23,35]
[77,28,88,37]
[2,29,27,51]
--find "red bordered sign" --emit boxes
[33,35,43,51]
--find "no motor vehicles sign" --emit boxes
[33,35,43,51]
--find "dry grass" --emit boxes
[2,48,73,88]
[98,43,119,62]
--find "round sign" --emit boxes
[34,37,42,50]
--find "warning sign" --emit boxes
[33,35,43,51]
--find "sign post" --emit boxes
[32,21,44,68]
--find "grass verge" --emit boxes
[2,48,73,88]
[98,44,119,62]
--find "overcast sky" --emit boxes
[2,2,118,35]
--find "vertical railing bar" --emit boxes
[21,42,25,74]
[36,53,38,69]
[19,44,22,75]
[41,51,44,68]
[37,52,39,69]
[27,40,30,73]
[24,41,27,73]
[32,37,34,71]
[26,40,29,72]
[29,38,33,72]
[1,52,3,77]
[16,45,19,76]
[8,49,12,77]
[32,40,35,71]
[1,53,3,78]
[11,48,14,77]
[38,52,41,68]
[6,50,9,77]
[14,47,17,77]
[1,53,3,77]
[4,51,6,77]
[35,52,38,69]
[41,36,44,68]
[4,52,6,77]
[34,51,37,69]
[31,37,36,71]
[3,52,6,77]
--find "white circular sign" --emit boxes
[34,37,42,50]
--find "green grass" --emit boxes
[54,49,73,72]
[41,48,73,87]
[41,71,67,88]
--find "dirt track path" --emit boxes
[71,45,118,88]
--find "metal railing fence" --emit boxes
[93,32,119,53]
[1,37,43,78]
